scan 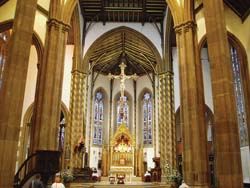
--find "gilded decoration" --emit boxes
[110,123,135,167]
[111,123,135,147]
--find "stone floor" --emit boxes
[66,182,171,188]
[66,177,171,188]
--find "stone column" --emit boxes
[0,0,37,187]
[175,21,209,188]
[158,71,176,173]
[67,7,88,169]
[30,18,70,152]
[203,0,243,187]
[69,70,87,168]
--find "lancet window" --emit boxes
[0,31,9,89]
[58,117,65,151]
[117,96,129,127]
[143,92,152,144]
[93,92,104,145]
[230,44,248,146]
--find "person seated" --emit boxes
[51,176,65,188]
[144,171,151,182]
[29,174,45,188]
[91,169,100,181]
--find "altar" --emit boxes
[109,166,133,183]
[109,123,135,183]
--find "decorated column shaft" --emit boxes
[175,21,209,188]
[158,71,176,173]
[69,70,87,168]
[0,0,37,187]
[203,0,243,187]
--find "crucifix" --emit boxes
[108,61,138,122]
[108,62,138,99]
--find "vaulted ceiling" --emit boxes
[79,0,166,76]
[87,28,160,76]
[79,0,249,76]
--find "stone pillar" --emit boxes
[203,0,243,187]
[69,70,87,168]
[175,21,209,188]
[158,71,176,173]
[102,146,108,176]
[0,0,37,187]
[30,18,70,152]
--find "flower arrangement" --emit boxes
[165,161,182,186]
[61,169,74,183]
[74,137,85,154]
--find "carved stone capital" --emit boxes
[174,20,197,35]
[47,18,71,32]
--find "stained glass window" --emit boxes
[231,45,248,146]
[93,92,104,145]
[117,96,129,127]
[58,118,65,151]
[143,92,152,144]
[0,31,9,89]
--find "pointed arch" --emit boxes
[0,19,44,64]
[165,0,182,25]
[18,102,70,167]
[71,6,83,72]
[184,0,195,21]
[198,32,250,147]
[63,0,78,25]
[83,26,162,73]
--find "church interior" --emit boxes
[0,0,250,188]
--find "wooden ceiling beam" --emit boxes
[127,55,153,71]
[125,44,155,60]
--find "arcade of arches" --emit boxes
[0,0,250,188]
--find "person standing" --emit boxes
[29,174,45,188]
[51,176,65,188]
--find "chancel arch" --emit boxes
[83,25,162,178]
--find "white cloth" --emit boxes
[92,172,99,177]
[51,183,65,188]
[144,171,151,176]
[179,182,189,188]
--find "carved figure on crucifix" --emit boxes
[108,62,138,100]
[108,61,138,121]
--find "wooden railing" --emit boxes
[14,150,61,188]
